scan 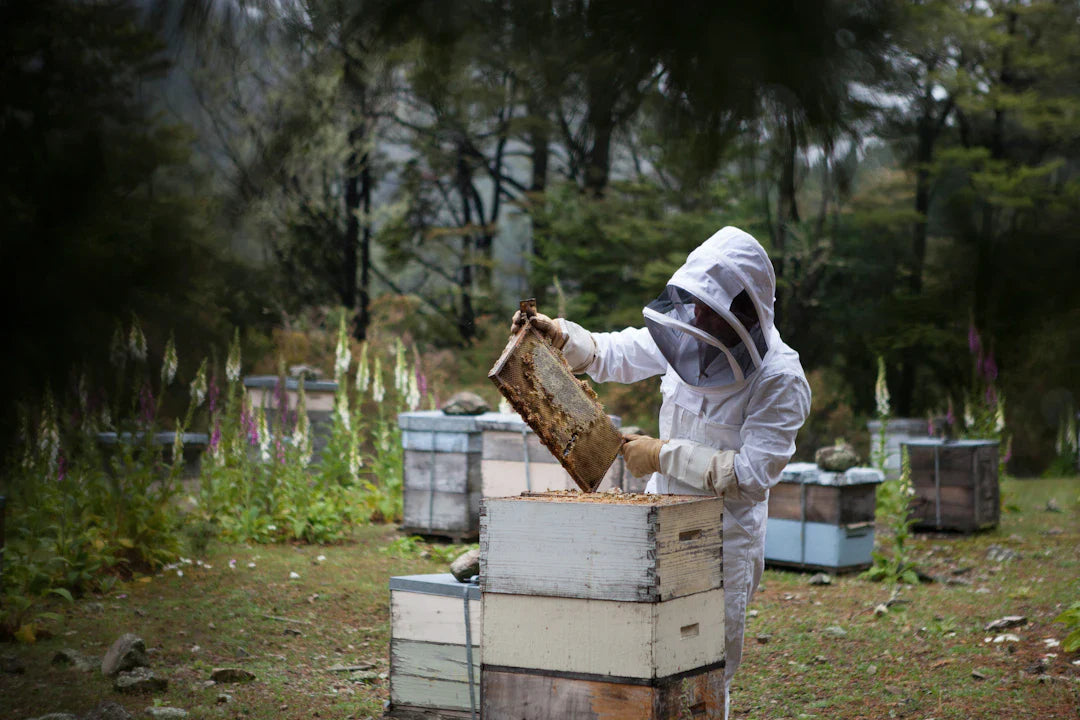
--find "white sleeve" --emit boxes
[731,371,812,503]
[659,440,736,496]
[558,322,667,383]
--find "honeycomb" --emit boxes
[488,318,623,493]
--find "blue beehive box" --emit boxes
[765,463,884,573]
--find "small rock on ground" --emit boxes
[145,708,188,719]
[210,667,256,683]
[114,667,167,694]
[985,545,1020,563]
[52,648,96,672]
[985,615,1027,631]
[823,626,848,638]
[450,547,481,582]
[808,573,833,586]
[101,634,148,676]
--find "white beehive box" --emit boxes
[389,574,481,717]
[765,462,884,572]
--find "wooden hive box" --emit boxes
[398,412,484,540]
[476,413,622,498]
[481,664,725,720]
[480,493,723,603]
[765,463,884,573]
[244,375,339,459]
[866,418,931,478]
[903,439,1000,532]
[480,492,725,718]
[388,574,481,719]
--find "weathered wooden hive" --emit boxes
[866,418,930,478]
[398,411,623,540]
[902,438,999,532]
[480,492,726,719]
[388,573,481,718]
[244,375,339,458]
[764,463,884,573]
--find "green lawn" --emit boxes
[1,476,1077,719]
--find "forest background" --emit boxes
[3,0,1079,476]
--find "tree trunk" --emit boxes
[456,147,476,342]
[774,108,800,329]
[357,153,372,341]
[343,147,360,314]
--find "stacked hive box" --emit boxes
[244,375,339,459]
[480,493,726,719]
[866,418,930,478]
[902,439,999,532]
[398,412,623,539]
[765,463,884,573]
[388,574,481,718]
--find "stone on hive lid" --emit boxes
[441,391,489,416]
[814,442,860,472]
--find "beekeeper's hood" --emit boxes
[643,227,776,389]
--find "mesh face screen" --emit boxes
[488,326,623,492]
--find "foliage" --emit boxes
[1,318,189,639]
[863,448,919,587]
[1055,602,1080,654]
[383,535,478,566]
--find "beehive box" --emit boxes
[388,574,481,718]
[481,663,725,720]
[866,418,930,478]
[399,413,484,540]
[903,439,999,532]
[399,412,624,539]
[481,492,724,602]
[244,375,339,459]
[480,492,726,718]
[476,413,622,497]
[765,463,883,572]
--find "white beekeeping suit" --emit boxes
[552,226,811,718]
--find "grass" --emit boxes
[1,476,1077,720]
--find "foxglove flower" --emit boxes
[128,318,147,361]
[372,356,385,403]
[968,323,981,357]
[407,371,421,411]
[226,331,242,383]
[394,340,407,393]
[336,391,351,432]
[963,401,975,429]
[172,422,185,463]
[292,381,311,467]
[981,353,998,382]
[257,406,271,462]
[190,359,208,408]
[334,316,351,382]
[874,356,890,419]
[162,335,178,386]
[994,397,1006,434]
[356,343,370,393]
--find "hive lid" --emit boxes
[488,304,623,493]
[389,573,480,600]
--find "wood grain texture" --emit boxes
[391,639,480,684]
[404,451,482,493]
[481,430,559,463]
[763,518,875,572]
[389,674,478,713]
[481,589,725,679]
[480,496,722,602]
[402,490,480,535]
[391,591,482,646]
[767,483,878,524]
[481,459,575,497]
[481,665,725,720]
[387,705,472,720]
[907,442,999,531]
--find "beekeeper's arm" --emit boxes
[640,372,811,501]
[510,310,667,382]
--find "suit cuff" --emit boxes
[558,319,598,374]
[659,439,737,496]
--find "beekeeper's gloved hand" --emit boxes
[510,310,567,349]
[621,434,667,477]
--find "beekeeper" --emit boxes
[511,226,810,718]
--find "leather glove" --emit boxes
[621,434,667,477]
[510,310,567,349]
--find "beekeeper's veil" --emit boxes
[643,228,776,389]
